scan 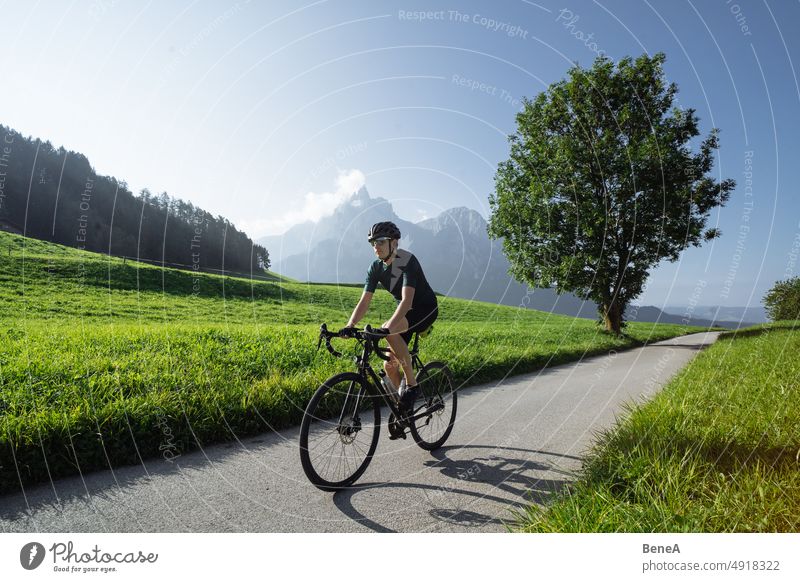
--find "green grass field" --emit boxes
[0,230,704,493]
[514,321,800,532]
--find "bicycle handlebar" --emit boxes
[317,324,392,361]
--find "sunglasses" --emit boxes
[370,238,391,248]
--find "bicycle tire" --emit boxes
[299,372,381,491]
[408,362,457,450]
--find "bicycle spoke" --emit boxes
[309,436,338,464]
[340,442,352,481]
[408,363,456,450]
[353,439,367,464]
[307,432,335,454]
[314,437,340,468]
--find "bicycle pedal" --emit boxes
[387,413,408,440]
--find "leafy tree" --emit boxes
[763,277,800,321]
[488,53,735,333]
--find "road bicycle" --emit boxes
[299,324,457,491]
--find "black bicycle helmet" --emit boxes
[367,221,401,242]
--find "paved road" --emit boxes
[0,332,719,533]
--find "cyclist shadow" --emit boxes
[331,444,578,532]
[429,444,578,499]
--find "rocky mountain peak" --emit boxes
[418,206,487,236]
[349,185,371,207]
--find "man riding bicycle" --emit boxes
[345,221,438,417]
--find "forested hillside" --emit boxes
[0,124,269,274]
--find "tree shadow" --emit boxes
[639,342,707,351]
[719,321,799,340]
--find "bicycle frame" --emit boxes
[366,340,425,414]
[328,326,432,425]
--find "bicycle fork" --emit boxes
[336,380,363,440]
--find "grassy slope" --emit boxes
[514,321,800,532]
[0,231,705,493]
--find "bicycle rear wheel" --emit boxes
[408,362,457,450]
[299,372,381,491]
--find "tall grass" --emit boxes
[514,321,800,532]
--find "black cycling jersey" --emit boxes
[364,249,437,309]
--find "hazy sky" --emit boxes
[2,0,799,308]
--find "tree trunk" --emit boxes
[601,301,623,334]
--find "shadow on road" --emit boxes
[0,429,301,524]
[331,444,579,532]
[640,343,706,350]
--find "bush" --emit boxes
[763,277,800,321]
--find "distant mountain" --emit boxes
[626,305,755,330]
[259,186,744,328]
[259,187,598,317]
[661,305,767,324]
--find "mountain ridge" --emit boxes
[260,187,597,320]
[259,186,755,330]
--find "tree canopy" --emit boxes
[763,277,800,322]
[488,53,735,333]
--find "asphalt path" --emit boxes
[0,331,719,533]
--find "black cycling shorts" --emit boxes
[401,305,438,345]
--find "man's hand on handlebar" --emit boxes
[339,325,358,338]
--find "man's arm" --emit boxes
[384,285,415,329]
[346,291,373,327]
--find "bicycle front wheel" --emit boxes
[299,372,381,491]
[409,362,457,450]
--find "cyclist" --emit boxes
[345,221,438,417]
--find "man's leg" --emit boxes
[384,317,417,387]
[383,353,402,390]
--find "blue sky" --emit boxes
[2,0,798,308]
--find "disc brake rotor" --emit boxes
[337,416,360,444]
